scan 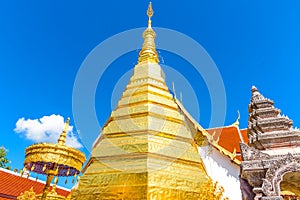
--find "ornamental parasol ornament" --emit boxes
[22,118,86,200]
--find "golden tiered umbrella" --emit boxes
[22,118,86,200]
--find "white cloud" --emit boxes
[14,114,83,149]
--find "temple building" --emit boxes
[175,99,247,199]
[240,86,300,199]
[3,3,300,200]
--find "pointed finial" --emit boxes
[138,2,159,64]
[147,2,154,27]
[251,85,267,101]
[232,110,240,127]
[57,117,70,145]
[251,85,258,93]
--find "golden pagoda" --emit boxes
[71,3,216,199]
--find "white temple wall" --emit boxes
[198,146,242,200]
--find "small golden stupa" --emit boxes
[19,118,86,200]
[71,3,214,199]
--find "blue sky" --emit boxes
[1,1,300,188]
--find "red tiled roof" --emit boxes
[0,168,70,199]
[206,126,248,162]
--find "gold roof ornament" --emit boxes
[147,2,154,25]
[57,118,70,145]
[232,110,240,127]
[17,187,37,200]
[21,118,86,200]
[138,2,159,64]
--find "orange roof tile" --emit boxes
[0,168,70,199]
[206,126,248,163]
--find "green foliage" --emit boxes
[0,147,11,170]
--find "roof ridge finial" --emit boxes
[138,2,159,64]
[232,110,240,127]
[57,117,70,145]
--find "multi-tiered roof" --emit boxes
[248,86,300,150]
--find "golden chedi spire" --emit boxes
[71,3,215,199]
[138,2,159,64]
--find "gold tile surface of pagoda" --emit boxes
[71,62,210,200]
[71,3,212,199]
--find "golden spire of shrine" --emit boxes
[138,2,159,64]
[57,117,70,145]
[71,3,219,199]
